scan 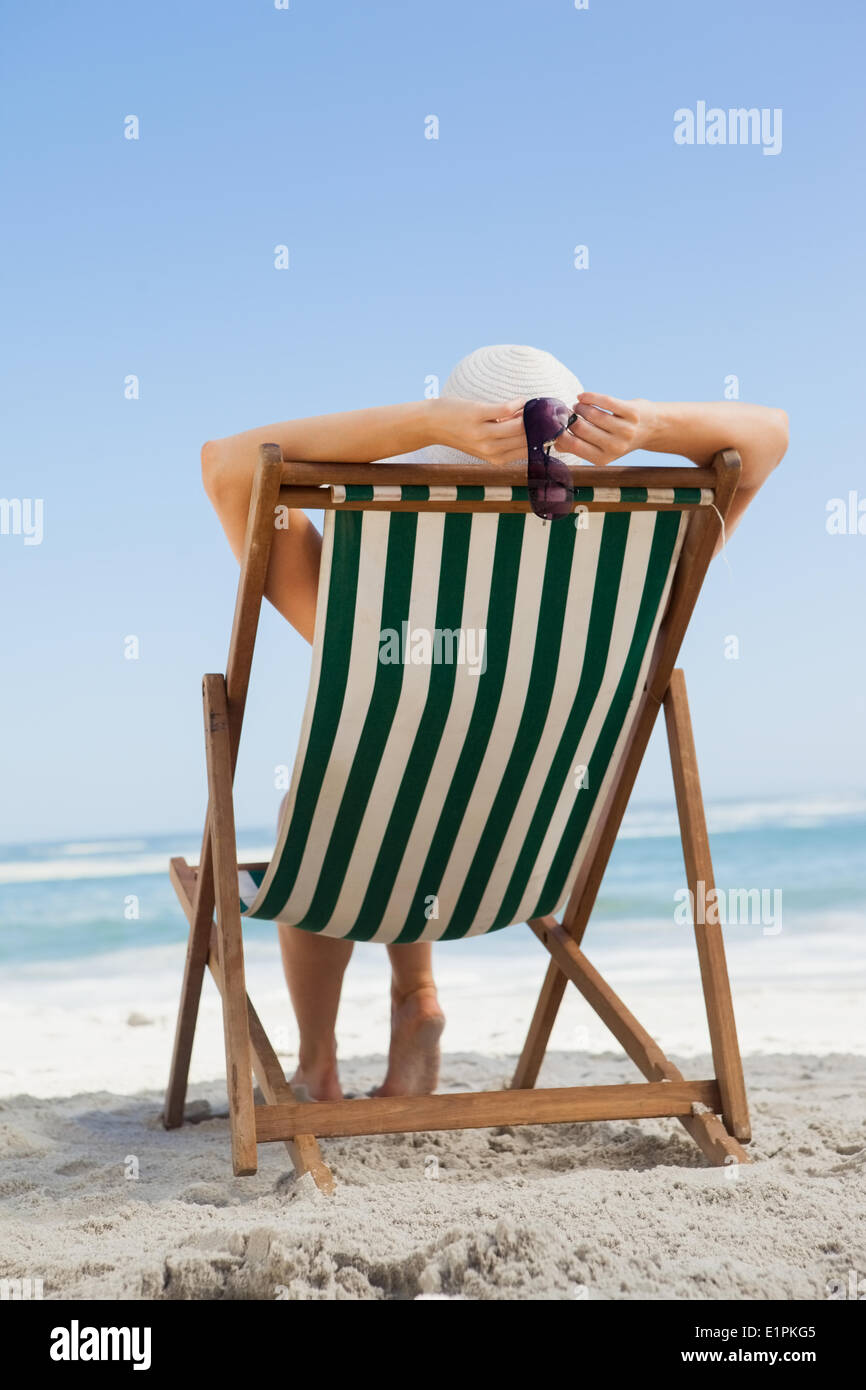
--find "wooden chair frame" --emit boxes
[163,444,751,1192]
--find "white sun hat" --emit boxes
[378,343,584,467]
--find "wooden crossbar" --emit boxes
[277,488,710,514]
[279,461,719,490]
[254,1080,723,1143]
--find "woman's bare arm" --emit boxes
[561,395,789,548]
[200,396,525,639]
[201,391,787,638]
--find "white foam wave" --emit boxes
[620,796,866,839]
[1,793,863,885]
[0,847,275,885]
[57,840,149,856]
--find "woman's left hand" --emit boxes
[556,392,655,466]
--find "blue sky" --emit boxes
[1,0,864,842]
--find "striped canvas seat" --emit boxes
[239,485,705,942]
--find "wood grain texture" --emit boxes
[254,1079,723,1143]
[278,489,711,514]
[510,961,567,1091]
[279,462,718,490]
[203,675,258,1176]
[162,832,216,1130]
[664,669,751,1142]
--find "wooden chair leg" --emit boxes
[529,916,750,1166]
[664,669,751,1142]
[203,674,258,1176]
[240,987,335,1193]
[166,445,283,1131]
[169,857,335,1193]
[163,831,216,1129]
[511,961,567,1090]
[208,930,334,1192]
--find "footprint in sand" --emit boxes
[55,1158,98,1176]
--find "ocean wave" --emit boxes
[57,840,149,856]
[0,794,862,885]
[0,847,276,886]
[620,795,866,839]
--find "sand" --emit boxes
[1,1050,864,1301]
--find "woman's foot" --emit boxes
[374,985,445,1097]
[289,1052,343,1102]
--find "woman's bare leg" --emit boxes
[375,944,445,1097]
[277,924,353,1101]
[277,932,446,1099]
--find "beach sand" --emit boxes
[1,1050,864,1301]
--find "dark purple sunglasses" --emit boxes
[523,396,577,521]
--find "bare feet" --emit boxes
[374,985,445,1097]
[289,1051,343,1102]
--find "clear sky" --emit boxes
[1,0,864,842]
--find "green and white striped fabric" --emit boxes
[239,503,689,942]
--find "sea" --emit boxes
[1,795,863,967]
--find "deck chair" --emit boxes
[164,443,751,1192]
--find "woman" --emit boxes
[200,344,788,1103]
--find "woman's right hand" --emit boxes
[429,396,526,464]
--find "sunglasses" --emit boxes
[523,397,577,521]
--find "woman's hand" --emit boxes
[556,393,788,554]
[555,393,655,466]
[429,392,656,466]
[429,395,527,464]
